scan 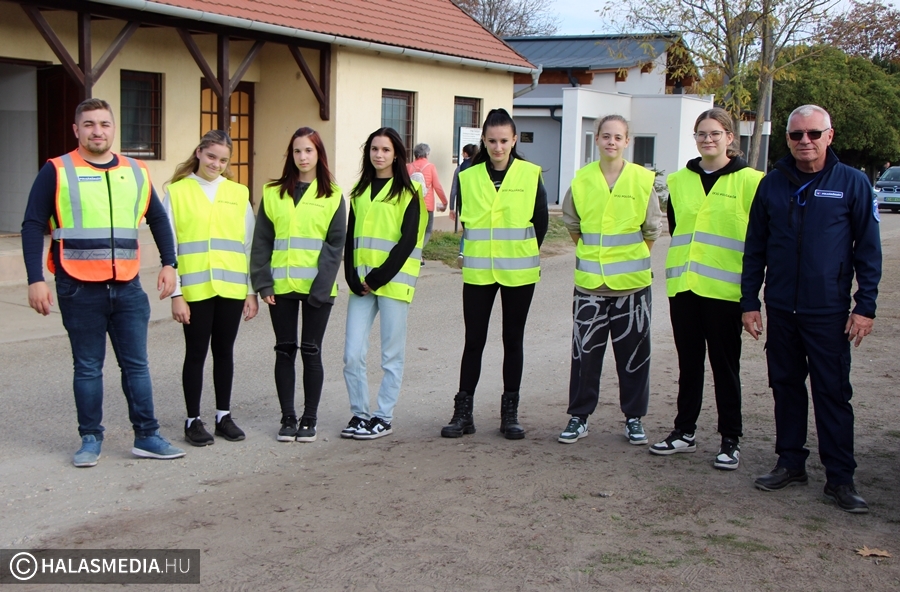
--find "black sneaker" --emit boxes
[713,437,740,470]
[214,414,246,441]
[296,418,317,443]
[340,416,368,439]
[277,415,298,442]
[352,417,393,440]
[184,419,214,447]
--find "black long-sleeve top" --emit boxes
[343,177,421,296]
[250,181,347,308]
[21,157,175,284]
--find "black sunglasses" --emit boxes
[788,128,830,141]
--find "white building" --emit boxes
[506,35,714,204]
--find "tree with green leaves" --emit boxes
[770,45,900,173]
[603,0,836,169]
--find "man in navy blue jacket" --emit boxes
[741,104,881,513]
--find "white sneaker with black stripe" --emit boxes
[352,417,393,440]
[649,430,697,455]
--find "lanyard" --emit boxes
[791,171,824,206]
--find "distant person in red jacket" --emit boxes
[407,143,448,254]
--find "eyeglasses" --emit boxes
[694,131,724,141]
[788,128,830,141]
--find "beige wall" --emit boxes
[253,43,334,205]
[332,48,513,196]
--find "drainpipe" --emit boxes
[513,64,543,98]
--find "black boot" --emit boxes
[441,391,475,438]
[499,392,525,440]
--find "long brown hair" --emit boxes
[694,108,742,158]
[168,130,234,185]
[267,127,335,199]
[350,127,416,203]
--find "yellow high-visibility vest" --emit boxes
[571,161,654,290]
[169,177,250,301]
[351,179,427,303]
[459,159,542,286]
[665,166,763,301]
[263,181,343,296]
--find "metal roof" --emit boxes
[504,35,676,70]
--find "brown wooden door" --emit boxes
[201,80,254,191]
[37,65,80,167]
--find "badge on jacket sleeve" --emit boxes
[873,196,881,222]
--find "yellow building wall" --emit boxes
[253,43,335,203]
[332,48,514,196]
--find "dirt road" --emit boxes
[1,215,898,591]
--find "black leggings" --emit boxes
[459,282,535,396]
[182,296,245,417]
[268,296,332,419]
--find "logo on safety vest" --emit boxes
[77,175,103,182]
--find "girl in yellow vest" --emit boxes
[250,128,346,443]
[440,108,548,440]
[557,115,662,447]
[164,130,258,446]
[342,127,427,440]
[650,108,763,470]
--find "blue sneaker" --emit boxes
[73,434,102,467]
[132,432,186,460]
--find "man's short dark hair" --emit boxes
[75,98,113,123]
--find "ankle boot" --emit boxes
[499,392,525,440]
[441,391,475,438]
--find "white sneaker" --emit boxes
[649,430,697,455]
[352,417,393,440]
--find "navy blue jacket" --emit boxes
[741,148,881,318]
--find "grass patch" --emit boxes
[422,216,572,267]
[704,534,772,552]
[885,430,900,439]
[561,493,578,500]
[727,518,750,528]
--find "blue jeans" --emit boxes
[343,293,409,423]
[56,275,160,439]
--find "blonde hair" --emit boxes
[694,108,741,158]
[169,130,234,185]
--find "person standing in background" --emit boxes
[407,143,448,259]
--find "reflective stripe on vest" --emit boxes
[458,159,542,286]
[664,166,763,301]
[49,150,150,281]
[264,181,343,297]
[351,178,427,303]
[570,160,654,290]
[169,178,249,301]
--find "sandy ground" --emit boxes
[1,215,899,591]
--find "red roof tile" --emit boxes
[146,0,533,69]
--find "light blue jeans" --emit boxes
[343,292,410,424]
